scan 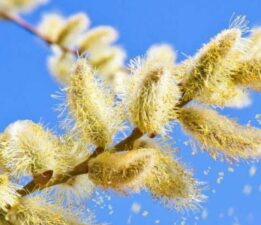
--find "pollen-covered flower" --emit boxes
[0,120,67,178]
[180,28,244,105]
[46,174,95,206]
[88,149,155,191]
[231,57,261,91]
[143,148,204,210]
[248,27,261,58]
[88,46,126,77]
[67,59,123,147]
[178,106,261,161]
[79,26,118,53]
[173,54,250,108]
[0,0,47,14]
[146,44,176,69]
[45,137,95,205]
[128,44,180,134]
[0,175,20,212]
[88,148,203,210]
[48,47,75,85]
[56,13,89,47]
[6,197,86,225]
[38,12,89,47]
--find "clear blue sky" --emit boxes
[0,0,260,225]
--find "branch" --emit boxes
[17,127,143,197]
[113,127,143,152]
[0,10,78,55]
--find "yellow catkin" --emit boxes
[0,0,47,14]
[79,26,118,53]
[0,120,67,177]
[143,148,203,210]
[56,13,89,47]
[0,135,7,172]
[174,54,250,108]
[88,149,155,191]
[231,58,261,91]
[6,197,86,225]
[180,29,242,104]
[0,175,20,212]
[248,27,261,58]
[38,13,66,43]
[67,59,122,147]
[46,174,95,206]
[128,45,180,134]
[178,106,261,161]
[146,44,176,70]
[105,70,130,94]
[88,46,126,76]
[48,48,75,85]
[88,148,203,210]
[45,136,94,206]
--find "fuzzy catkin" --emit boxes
[0,175,20,212]
[6,197,86,225]
[248,27,261,58]
[128,45,180,134]
[88,149,155,191]
[0,0,47,14]
[37,13,66,42]
[88,148,203,210]
[79,26,118,53]
[231,58,261,91]
[88,46,126,76]
[180,29,242,104]
[56,13,89,47]
[178,106,261,161]
[48,48,75,85]
[67,59,122,147]
[143,148,204,210]
[0,120,67,177]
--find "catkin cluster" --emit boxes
[37,12,126,90]
[0,2,261,223]
[128,45,180,134]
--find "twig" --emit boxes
[0,10,78,55]
[17,128,144,196]
[112,127,143,152]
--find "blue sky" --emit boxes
[0,0,261,224]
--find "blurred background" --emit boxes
[0,0,260,224]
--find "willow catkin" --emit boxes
[46,174,95,206]
[79,26,118,53]
[0,0,47,14]
[6,197,86,225]
[146,44,176,69]
[178,106,261,161]
[56,13,89,47]
[45,137,95,206]
[248,27,261,58]
[143,148,204,210]
[231,58,261,91]
[0,120,67,178]
[175,51,250,108]
[88,148,203,210]
[38,13,66,43]
[48,48,75,85]
[0,175,20,212]
[88,46,126,76]
[180,28,243,104]
[128,45,180,134]
[67,59,122,147]
[88,149,155,191]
